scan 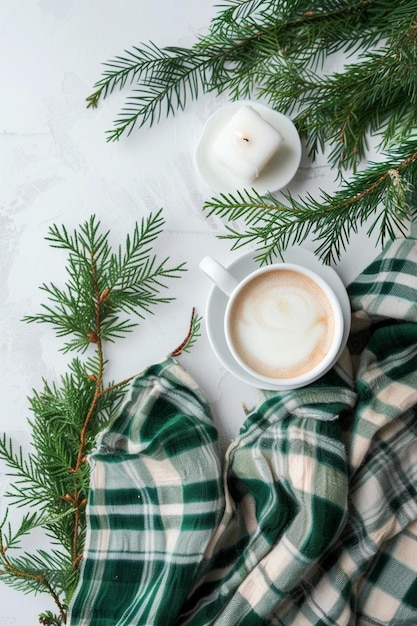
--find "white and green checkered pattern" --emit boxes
[69,236,417,625]
[68,363,224,625]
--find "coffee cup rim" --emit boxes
[224,262,344,387]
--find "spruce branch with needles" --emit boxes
[0,212,198,624]
[88,0,417,262]
[204,139,417,264]
[87,0,417,166]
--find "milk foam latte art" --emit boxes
[228,269,335,379]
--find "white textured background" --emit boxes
[0,1,381,621]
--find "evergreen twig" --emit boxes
[170,307,202,356]
[204,139,417,264]
[88,0,417,261]
[0,213,193,623]
[87,0,417,162]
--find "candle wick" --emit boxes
[235,131,250,142]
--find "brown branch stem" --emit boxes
[245,148,417,215]
[336,149,417,211]
[170,307,196,356]
[70,251,106,585]
[99,375,135,397]
[88,0,374,112]
[0,542,67,623]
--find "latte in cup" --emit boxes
[227,268,336,380]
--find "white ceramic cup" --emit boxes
[199,256,345,388]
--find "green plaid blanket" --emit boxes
[69,236,417,626]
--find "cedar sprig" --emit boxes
[23,210,186,353]
[0,212,192,624]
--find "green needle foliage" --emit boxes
[0,212,194,625]
[88,0,417,262]
[204,138,417,264]
[24,210,185,351]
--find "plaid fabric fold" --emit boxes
[264,237,417,626]
[69,237,417,626]
[176,371,355,625]
[68,360,224,626]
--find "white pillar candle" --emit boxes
[212,105,283,182]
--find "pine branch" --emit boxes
[23,212,186,352]
[86,42,169,109]
[0,511,41,552]
[170,308,202,356]
[0,513,68,622]
[99,46,213,141]
[39,611,64,626]
[87,0,415,154]
[204,138,417,264]
[261,35,417,169]
[0,436,51,509]
[86,0,417,259]
[183,311,202,354]
[1,213,195,623]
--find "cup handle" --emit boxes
[199,256,238,296]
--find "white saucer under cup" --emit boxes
[203,247,351,391]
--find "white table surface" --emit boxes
[0,1,383,621]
